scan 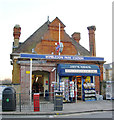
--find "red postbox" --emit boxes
[33,93,40,112]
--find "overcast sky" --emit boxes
[0,0,112,80]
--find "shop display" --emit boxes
[70,81,74,98]
[60,77,69,102]
[65,79,69,101]
[83,82,96,101]
[60,82,64,95]
[59,76,96,102]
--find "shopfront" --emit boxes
[57,64,100,102]
[16,53,104,102]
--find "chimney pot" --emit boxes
[72,32,81,43]
[13,24,21,48]
[87,26,96,31]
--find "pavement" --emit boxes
[0,100,113,115]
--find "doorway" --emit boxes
[32,71,49,100]
[32,75,44,95]
[72,76,82,101]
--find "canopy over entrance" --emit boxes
[57,64,100,76]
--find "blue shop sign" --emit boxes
[20,54,104,61]
[57,64,100,76]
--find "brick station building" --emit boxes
[10,17,105,102]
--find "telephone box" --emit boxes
[33,93,40,112]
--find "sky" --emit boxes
[0,0,112,80]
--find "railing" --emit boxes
[18,92,55,112]
[1,92,58,112]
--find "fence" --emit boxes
[18,92,55,112]
[1,92,60,112]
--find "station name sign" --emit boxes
[20,54,104,61]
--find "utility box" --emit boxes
[2,87,16,111]
[54,91,63,111]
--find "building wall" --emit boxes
[35,40,77,55]
[12,59,20,84]
[103,63,112,81]
[34,17,77,55]
[95,76,100,94]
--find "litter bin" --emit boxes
[2,87,16,111]
[54,91,63,111]
[54,91,63,96]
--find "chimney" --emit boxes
[71,32,81,43]
[87,26,96,56]
[13,24,21,49]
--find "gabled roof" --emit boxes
[71,38,90,56]
[13,17,91,56]
[13,21,49,53]
[49,17,66,28]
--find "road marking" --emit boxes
[53,111,112,118]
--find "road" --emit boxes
[1,111,113,120]
[54,111,113,118]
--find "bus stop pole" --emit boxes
[30,58,32,108]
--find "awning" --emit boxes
[57,64,100,76]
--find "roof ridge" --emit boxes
[49,17,66,27]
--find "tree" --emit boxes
[1,78,12,84]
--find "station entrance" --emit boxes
[32,71,49,98]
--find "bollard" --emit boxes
[33,93,40,112]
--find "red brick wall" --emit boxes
[35,17,77,55]
[35,40,77,55]
[95,76,100,93]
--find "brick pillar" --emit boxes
[95,76,100,94]
[20,65,30,104]
[49,71,56,100]
[95,64,104,95]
